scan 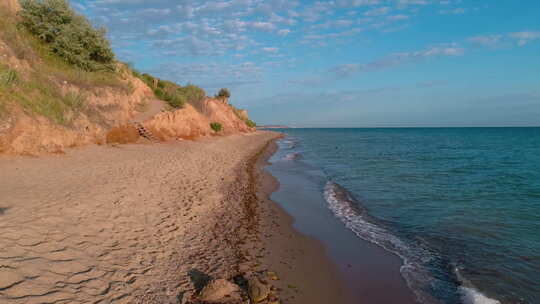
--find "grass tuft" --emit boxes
[231,105,256,128]
[0,69,18,87]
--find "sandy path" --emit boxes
[0,132,278,304]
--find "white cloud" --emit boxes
[466,31,540,48]
[508,31,540,46]
[277,29,291,36]
[439,8,466,14]
[262,47,279,53]
[329,64,362,77]
[250,21,277,31]
[467,35,502,47]
[364,6,391,16]
[387,14,409,21]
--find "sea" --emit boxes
[267,128,540,304]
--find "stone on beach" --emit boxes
[267,271,279,280]
[248,277,270,303]
[198,279,242,303]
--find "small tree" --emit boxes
[19,0,115,71]
[216,88,230,100]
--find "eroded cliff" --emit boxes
[0,2,254,155]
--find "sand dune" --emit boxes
[0,132,278,303]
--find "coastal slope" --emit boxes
[0,1,254,155]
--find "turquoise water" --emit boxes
[273,128,540,304]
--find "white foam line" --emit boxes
[459,286,501,304]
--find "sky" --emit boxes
[71,0,540,127]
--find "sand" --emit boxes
[0,132,282,303]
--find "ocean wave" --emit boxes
[455,268,501,304]
[280,138,298,150]
[283,152,302,161]
[458,286,501,304]
[323,181,434,303]
[323,181,501,304]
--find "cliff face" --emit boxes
[142,98,254,141]
[0,76,154,154]
[0,4,255,155]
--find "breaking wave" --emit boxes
[283,152,302,161]
[455,268,501,304]
[280,138,298,150]
[323,181,501,304]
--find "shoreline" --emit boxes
[1,130,414,303]
[257,133,418,304]
[252,137,348,304]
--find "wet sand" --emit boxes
[253,140,349,304]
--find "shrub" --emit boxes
[157,79,166,89]
[153,88,165,99]
[167,93,187,108]
[140,73,155,86]
[177,84,206,111]
[179,84,206,105]
[216,88,230,99]
[210,122,222,132]
[245,119,256,128]
[230,105,257,128]
[133,72,203,110]
[19,0,115,71]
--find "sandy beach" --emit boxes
[0,131,350,303]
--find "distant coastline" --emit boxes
[257,125,290,129]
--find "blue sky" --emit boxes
[72,0,540,127]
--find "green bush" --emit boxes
[19,0,115,71]
[140,73,155,86]
[230,105,257,128]
[167,94,187,108]
[132,72,204,110]
[216,88,230,99]
[210,122,222,132]
[179,84,206,105]
[153,88,165,99]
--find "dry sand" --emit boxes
[0,131,346,304]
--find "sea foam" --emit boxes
[283,152,302,161]
[459,286,501,304]
[323,181,501,304]
[455,268,501,304]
